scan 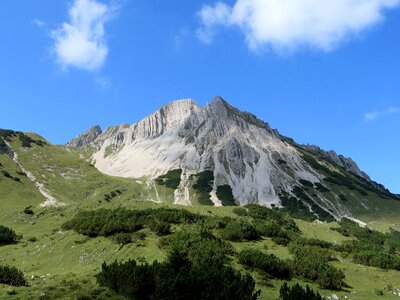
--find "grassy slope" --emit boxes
[296,149,400,230]
[1,135,400,299]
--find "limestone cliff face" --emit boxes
[69,97,322,207]
[67,125,102,148]
[67,96,394,218]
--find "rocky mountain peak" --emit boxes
[67,125,102,148]
[65,96,397,220]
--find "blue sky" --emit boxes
[0,0,399,193]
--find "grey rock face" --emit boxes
[67,96,394,219]
[301,145,371,181]
[67,125,102,148]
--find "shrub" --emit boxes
[155,169,183,189]
[192,171,214,206]
[98,228,259,300]
[219,220,259,242]
[17,132,46,148]
[292,186,335,222]
[299,179,314,188]
[23,206,34,215]
[315,183,330,192]
[0,225,19,245]
[233,207,247,216]
[97,257,259,300]
[353,251,400,270]
[289,246,345,290]
[279,282,322,300]
[237,248,291,279]
[245,204,300,233]
[216,185,236,206]
[279,194,317,222]
[62,208,203,238]
[253,220,290,240]
[147,221,171,236]
[160,227,234,267]
[0,265,27,286]
[291,237,333,249]
[1,170,13,178]
[0,129,16,141]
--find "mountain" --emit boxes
[67,96,399,221]
[2,100,400,300]
[67,125,102,148]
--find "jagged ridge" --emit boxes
[67,96,399,220]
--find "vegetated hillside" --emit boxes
[0,129,172,209]
[1,194,400,299]
[1,127,400,299]
[67,97,400,223]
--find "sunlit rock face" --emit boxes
[68,97,318,206]
[68,96,383,218]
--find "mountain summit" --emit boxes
[68,97,398,220]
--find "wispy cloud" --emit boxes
[197,0,400,53]
[95,76,112,90]
[174,27,190,50]
[33,18,46,28]
[51,0,117,72]
[364,106,399,121]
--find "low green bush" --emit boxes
[233,207,247,216]
[0,225,19,245]
[0,265,27,286]
[237,248,291,279]
[289,244,345,290]
[98,227,259,300]
[160,227,234,267]
[62,207,204,238]
[279,282,322,300]
[155,169,183,189]
[219,219,259,242]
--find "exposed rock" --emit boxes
[301,145,370,181]
[67,96,397,218]
[67,125,102,148]
[70,97,321,208]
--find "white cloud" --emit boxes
[52,0,115,71]
[197,0,400,52]
[365,106,399,121]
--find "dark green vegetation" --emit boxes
[279,283,322,300]
[291,186,335,222]
[155,169,182,189]
[288,243,345,290]
[97,254,259,300]
[301,151,397,200]
[0,225,19,245]
[191,170,214,205]
[219,219,260,241]
[97,227,259,300]
[333,219,400,271]
[2,130,400,299]
[62,205,358,298]
[237,248,291,279]
[216,185,237,206]
[0,129,45,149]
[62,207,203,239]
[103,189,122,202]
[279,191,318,222]
[0,266,27,287]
